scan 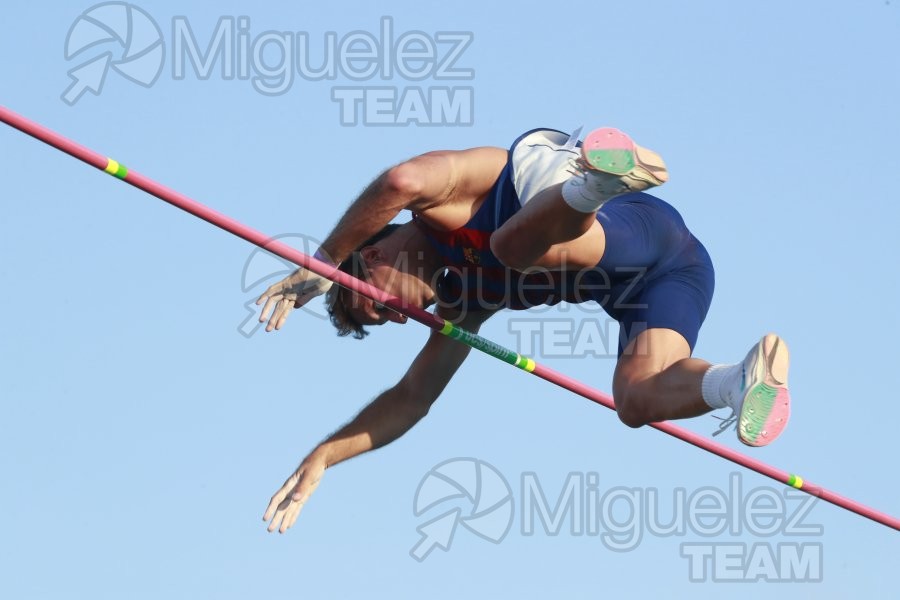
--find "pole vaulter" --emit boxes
[1,105,897,532]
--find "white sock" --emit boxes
[701,363,741,411]
[561,175,612,213]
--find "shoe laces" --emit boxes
[566,155,656,195]
[565,157,592,179]
[565,157,634,197]
[711,409,738,437]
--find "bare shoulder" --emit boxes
[402,146,508,230]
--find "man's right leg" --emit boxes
[490,128,668,271]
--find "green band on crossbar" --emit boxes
[440,319,535,372]
[104,158,128,179]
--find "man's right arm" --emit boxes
[255,146,506,332]
[319,147,506,265]
[263,307,496,533]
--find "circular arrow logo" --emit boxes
[62,2,164,105]
[410,458,514,562]
[237,233,331,338]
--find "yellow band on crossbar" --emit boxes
[104,158,128,179]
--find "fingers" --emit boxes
[264,486,309,534]
[254,270,331,333]
[263,488,288,523]
[263,474,299,533]
[256,273,300,325]
[257,290,295,333]
[281,498,306,532]
[256,279,285,307]
[263,475,295,523]
[263,467,323,534]
[271,295,296,331]
[276,477,321,533]
[265,497,291,533]
[257,290,282,325]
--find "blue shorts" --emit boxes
[592,193,715,355]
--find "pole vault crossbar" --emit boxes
[1,105,897,532]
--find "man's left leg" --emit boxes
[613,326,792,447]
[612,327,712,427]
[602,225,791,447]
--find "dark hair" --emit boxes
[325,223,404,339]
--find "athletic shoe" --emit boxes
[727,334,792,447]
[576,127,669,197]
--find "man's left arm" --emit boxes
[262,306,496,533]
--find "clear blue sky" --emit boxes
[1,1,898,598]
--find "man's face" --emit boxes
[341,247,432,327]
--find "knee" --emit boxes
[613,377,654,429]
[489,228,530,271]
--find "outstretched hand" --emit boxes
[256,267,333,332]
[263,453,327,534]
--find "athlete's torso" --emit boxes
[415,128,698,313]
